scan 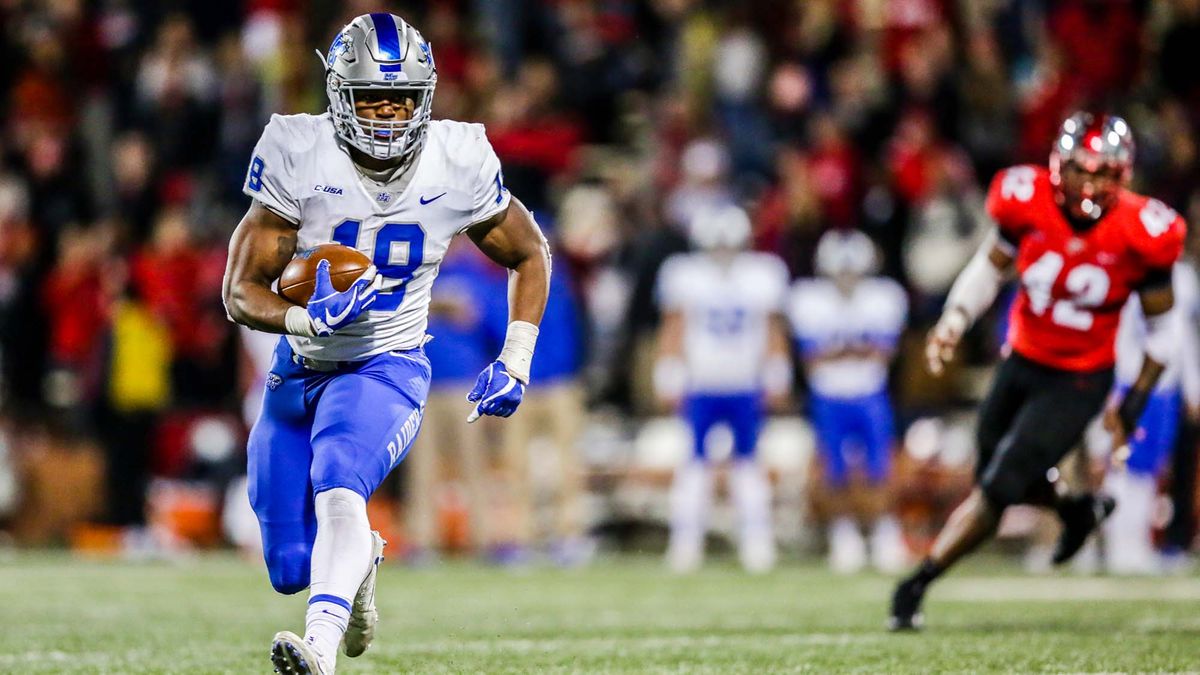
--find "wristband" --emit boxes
[497,320,538,384]
[285,305,317,338]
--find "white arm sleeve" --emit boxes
[1142,310,1178,365]
[1178,312,1200,407]
[944,231,1007,325]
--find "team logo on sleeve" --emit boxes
[266,373,282,391]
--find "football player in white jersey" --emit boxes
[788,230,909,574]
[653,204,792,574]
[1104,262,1200,573]
[221,14,550,674]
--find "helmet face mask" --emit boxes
[323,14,436,165]
[1049,111,1134,223]
[1056,160,1122,222]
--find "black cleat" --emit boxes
[1053,494,1116,565]
[888,576,927,632]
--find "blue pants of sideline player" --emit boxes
[684,393,763,459]
[1120,385,1182,477]
[810,390,895,487]
[248,338,430,594]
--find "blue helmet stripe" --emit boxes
[370,13,402,62]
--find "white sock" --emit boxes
[729,459,775,571]
[305,600,350,659]
[828,516,866,574]
[667,459,712,570]
[869,514,907,573]
[306,488,373,657]
[1103,471,1158,573]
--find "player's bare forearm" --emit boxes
[468,197,551,325]
[657,311,684,360]
[766,316,790,361]
[764,316,793,408]
[223,200,301,333]
[809,346,891,365]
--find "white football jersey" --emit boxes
[657,252,789,394]
[1115,262,1200,398]
[243,113,511,361]
[787,277,907,399]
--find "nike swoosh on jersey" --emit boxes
[419,192,447,205]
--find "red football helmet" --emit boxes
[1048,111,1135,222]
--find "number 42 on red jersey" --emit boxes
[984,165,1186,372]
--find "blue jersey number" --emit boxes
[333,219,425,312]
[705,307,747,337]
[247,156,265,192]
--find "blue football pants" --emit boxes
[247,338,430,594]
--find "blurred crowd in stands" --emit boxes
[1,0,1199,564]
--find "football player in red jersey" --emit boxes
[889,112,1187,631]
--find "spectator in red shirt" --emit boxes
[1047,0,1146,102]
[41,226,112,371]
[807,111,862,229]
[487,58,583,213]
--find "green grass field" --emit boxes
[3,553,1200,673]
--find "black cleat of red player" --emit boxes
[1053,494,1117,565]
[888,576,928,632]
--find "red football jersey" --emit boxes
[985,165,1186,372]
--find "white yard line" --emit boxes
[937,576,1200,602]
[388,632,884,655]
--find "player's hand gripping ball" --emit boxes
[279,244,381,336]
[466,361,525,422]
[278,243,372,305]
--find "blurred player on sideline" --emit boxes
[404,240,498,564]
[222,14,550,674]
[653,204,792,574]
[1103,262,1200,574]
[890,112,1186,630]
[789,229,909,574]
[492,254,591,567]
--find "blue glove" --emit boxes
[466,361,526,422]
[307,259,381,337]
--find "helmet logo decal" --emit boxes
[327,32,352,66]
[419,42,433,66]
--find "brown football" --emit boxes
[278,243,372,307]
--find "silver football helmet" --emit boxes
[688,204,751,252]
[815,229,877,279]
[1049,111,1134,221]
[320,13,437,164]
